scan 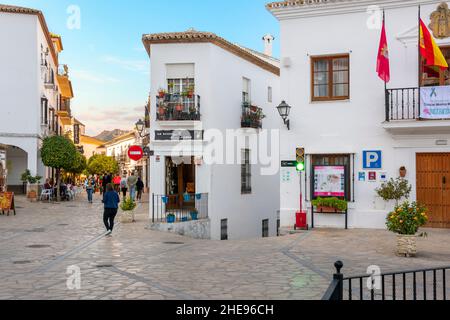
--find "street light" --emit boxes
[135,119,145,138]
[277,100,291,130]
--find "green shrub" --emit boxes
[376,178,411,204]
[120,197,136,211]
[386,202,428,235]
[311,197,348,211]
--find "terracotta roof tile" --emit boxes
[142,30,280,76]
[266,0,348,9]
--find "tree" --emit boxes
[87,154,119,175]
[66,151,87,178]
[40,135,77,201]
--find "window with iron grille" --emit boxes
[221,219,228,241]
[167,78,195,112]
[41,98,48,125]
[241,149,252,194]
[262,219,269,238]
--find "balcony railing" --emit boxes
[156,94,201,121]
[241,102,264,129]
[385,88,420,122]
[152,193,209,223]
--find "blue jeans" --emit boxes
[87,189,93,202]
[129,186,136,200]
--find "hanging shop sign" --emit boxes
[73,124,80,145]
[128,146,144,161]
[363,151,382,169]
[420,86,450,119]
[0,192,16,215]
[313,166,346,197]
[155,130,204,141]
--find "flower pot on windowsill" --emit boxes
[175,105,183,112]
[396,234,417,257]
[190,211,198,221]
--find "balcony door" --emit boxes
[416,153,450,228]
[421,46,450,87]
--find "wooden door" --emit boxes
[416,153,450,228]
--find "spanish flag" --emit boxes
[420,19,448,70]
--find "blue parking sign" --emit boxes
[363,151,382,169]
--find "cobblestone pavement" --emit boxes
[0,194,449,300]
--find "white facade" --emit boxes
[269,0,450,229]
[143,31,281,240]
[0,7,61,192]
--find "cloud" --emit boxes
[74,106,145,136]
[102,55,149,74]
[71,69,120,84]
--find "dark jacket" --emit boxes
[103,191,120,209]
[136,179,144,191]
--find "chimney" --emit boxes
[262,34,275,57]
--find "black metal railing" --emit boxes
[241,103,264,129]
[152,193,208,223]
[323,261,450,301]
[156,94,201,121]
[385,87,419,122]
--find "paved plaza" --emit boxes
[0,194,449,300]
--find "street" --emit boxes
[1,194,449,300]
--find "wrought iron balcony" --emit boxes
[241,102,265,129]
[385,88,419,122]
[156,94,201,121]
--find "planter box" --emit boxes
[120,210,135,223]
[315,206,342,213]
[27,184,39,202]
[397,234,417,257]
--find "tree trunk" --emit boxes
[56,168,61,202]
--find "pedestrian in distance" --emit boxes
[113,174,121,192]
[127,172,138,201]
[85,176,95,204]
[136,177,144,201]
[102,183,120,236]
[120,174,128,199]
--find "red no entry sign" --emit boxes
[128,146,144,161]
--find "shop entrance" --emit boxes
[416,153,450,229]
[165,156,196,210]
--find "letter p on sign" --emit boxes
[363,151,382,169]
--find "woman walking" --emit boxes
[120,174,128,199]
[102,183,120,235]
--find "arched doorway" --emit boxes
[0,145,28,194]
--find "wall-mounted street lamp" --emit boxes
[135,119,146,138]
[277,101,291,130]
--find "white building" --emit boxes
[0,5,68,193]
[104,131,148,183]
[142,30,281,240]
[268,0,450,230]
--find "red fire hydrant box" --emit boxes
[295,211,308,230]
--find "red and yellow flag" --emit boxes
[420,19,448,70]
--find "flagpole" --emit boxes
[384,9,387,93]
[418,5,422,119]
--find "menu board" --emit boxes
[0,192,15,215]
[314,166,346,198]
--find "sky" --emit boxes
[5,0,280,136]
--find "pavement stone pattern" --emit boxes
[0,193,449,300]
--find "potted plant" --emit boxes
[386,201,428,257]
[399,166,407,178]
[120,197,136,223]
[375,178,412,210]
[311,197,348,213]
[158,88,166,98]
[175,102,184,112]
[187,85,195,98]
[166,213,176,224]
[21,170,42,201]
[190,209,198,221]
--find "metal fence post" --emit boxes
[334,261,344,301]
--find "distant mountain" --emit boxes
[94,129,129,142]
